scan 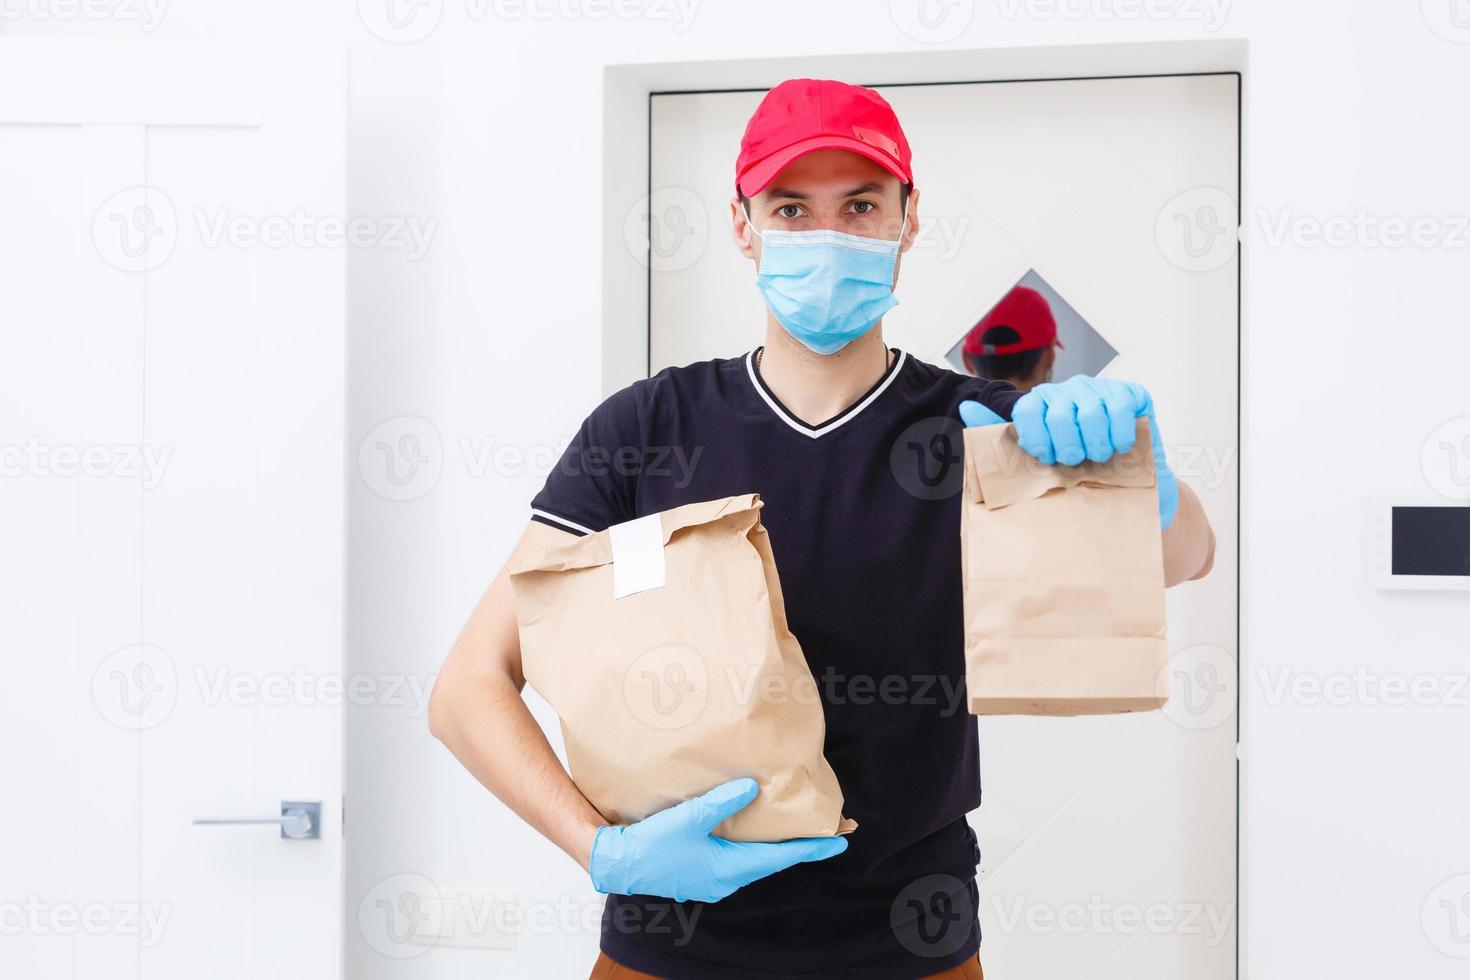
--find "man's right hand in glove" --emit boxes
[589,778,849,903]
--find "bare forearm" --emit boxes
[429,539,607,871]
[1161,481,1215,587]
[430,664,604,869]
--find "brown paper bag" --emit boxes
[508,493,856,842]
[961,419,1169,716]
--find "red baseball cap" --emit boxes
[963,286,1065,356]
[735,79,914,197]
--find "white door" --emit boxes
[649,75,1239,980]
[0,40,347,980]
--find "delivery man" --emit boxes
[961,285,1063,393]
[429,79,1216,980]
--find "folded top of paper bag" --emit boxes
[510,494,763,574]
[966,417,1156,510]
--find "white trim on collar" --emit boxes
[745,349,908,440]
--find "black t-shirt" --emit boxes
[531,348,1021,980]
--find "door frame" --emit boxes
[602,38,1248,979]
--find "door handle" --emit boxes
[193,800,321,840]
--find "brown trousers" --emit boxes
[589,951,983,979]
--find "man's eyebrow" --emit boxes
[762,182,886,201]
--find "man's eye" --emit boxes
[850,201,876,214]
[777,205,802,219]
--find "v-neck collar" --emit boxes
[744,347,908,439]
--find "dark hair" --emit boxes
[965,325,1047,384]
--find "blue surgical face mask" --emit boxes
[745,204,907,356]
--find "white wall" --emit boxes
[9,2,1470,977]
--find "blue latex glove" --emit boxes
[959,375,1179,529]
[589,778,848,904]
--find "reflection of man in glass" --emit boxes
[961,285,1063,393]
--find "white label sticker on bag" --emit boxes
[608,514,666,599]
